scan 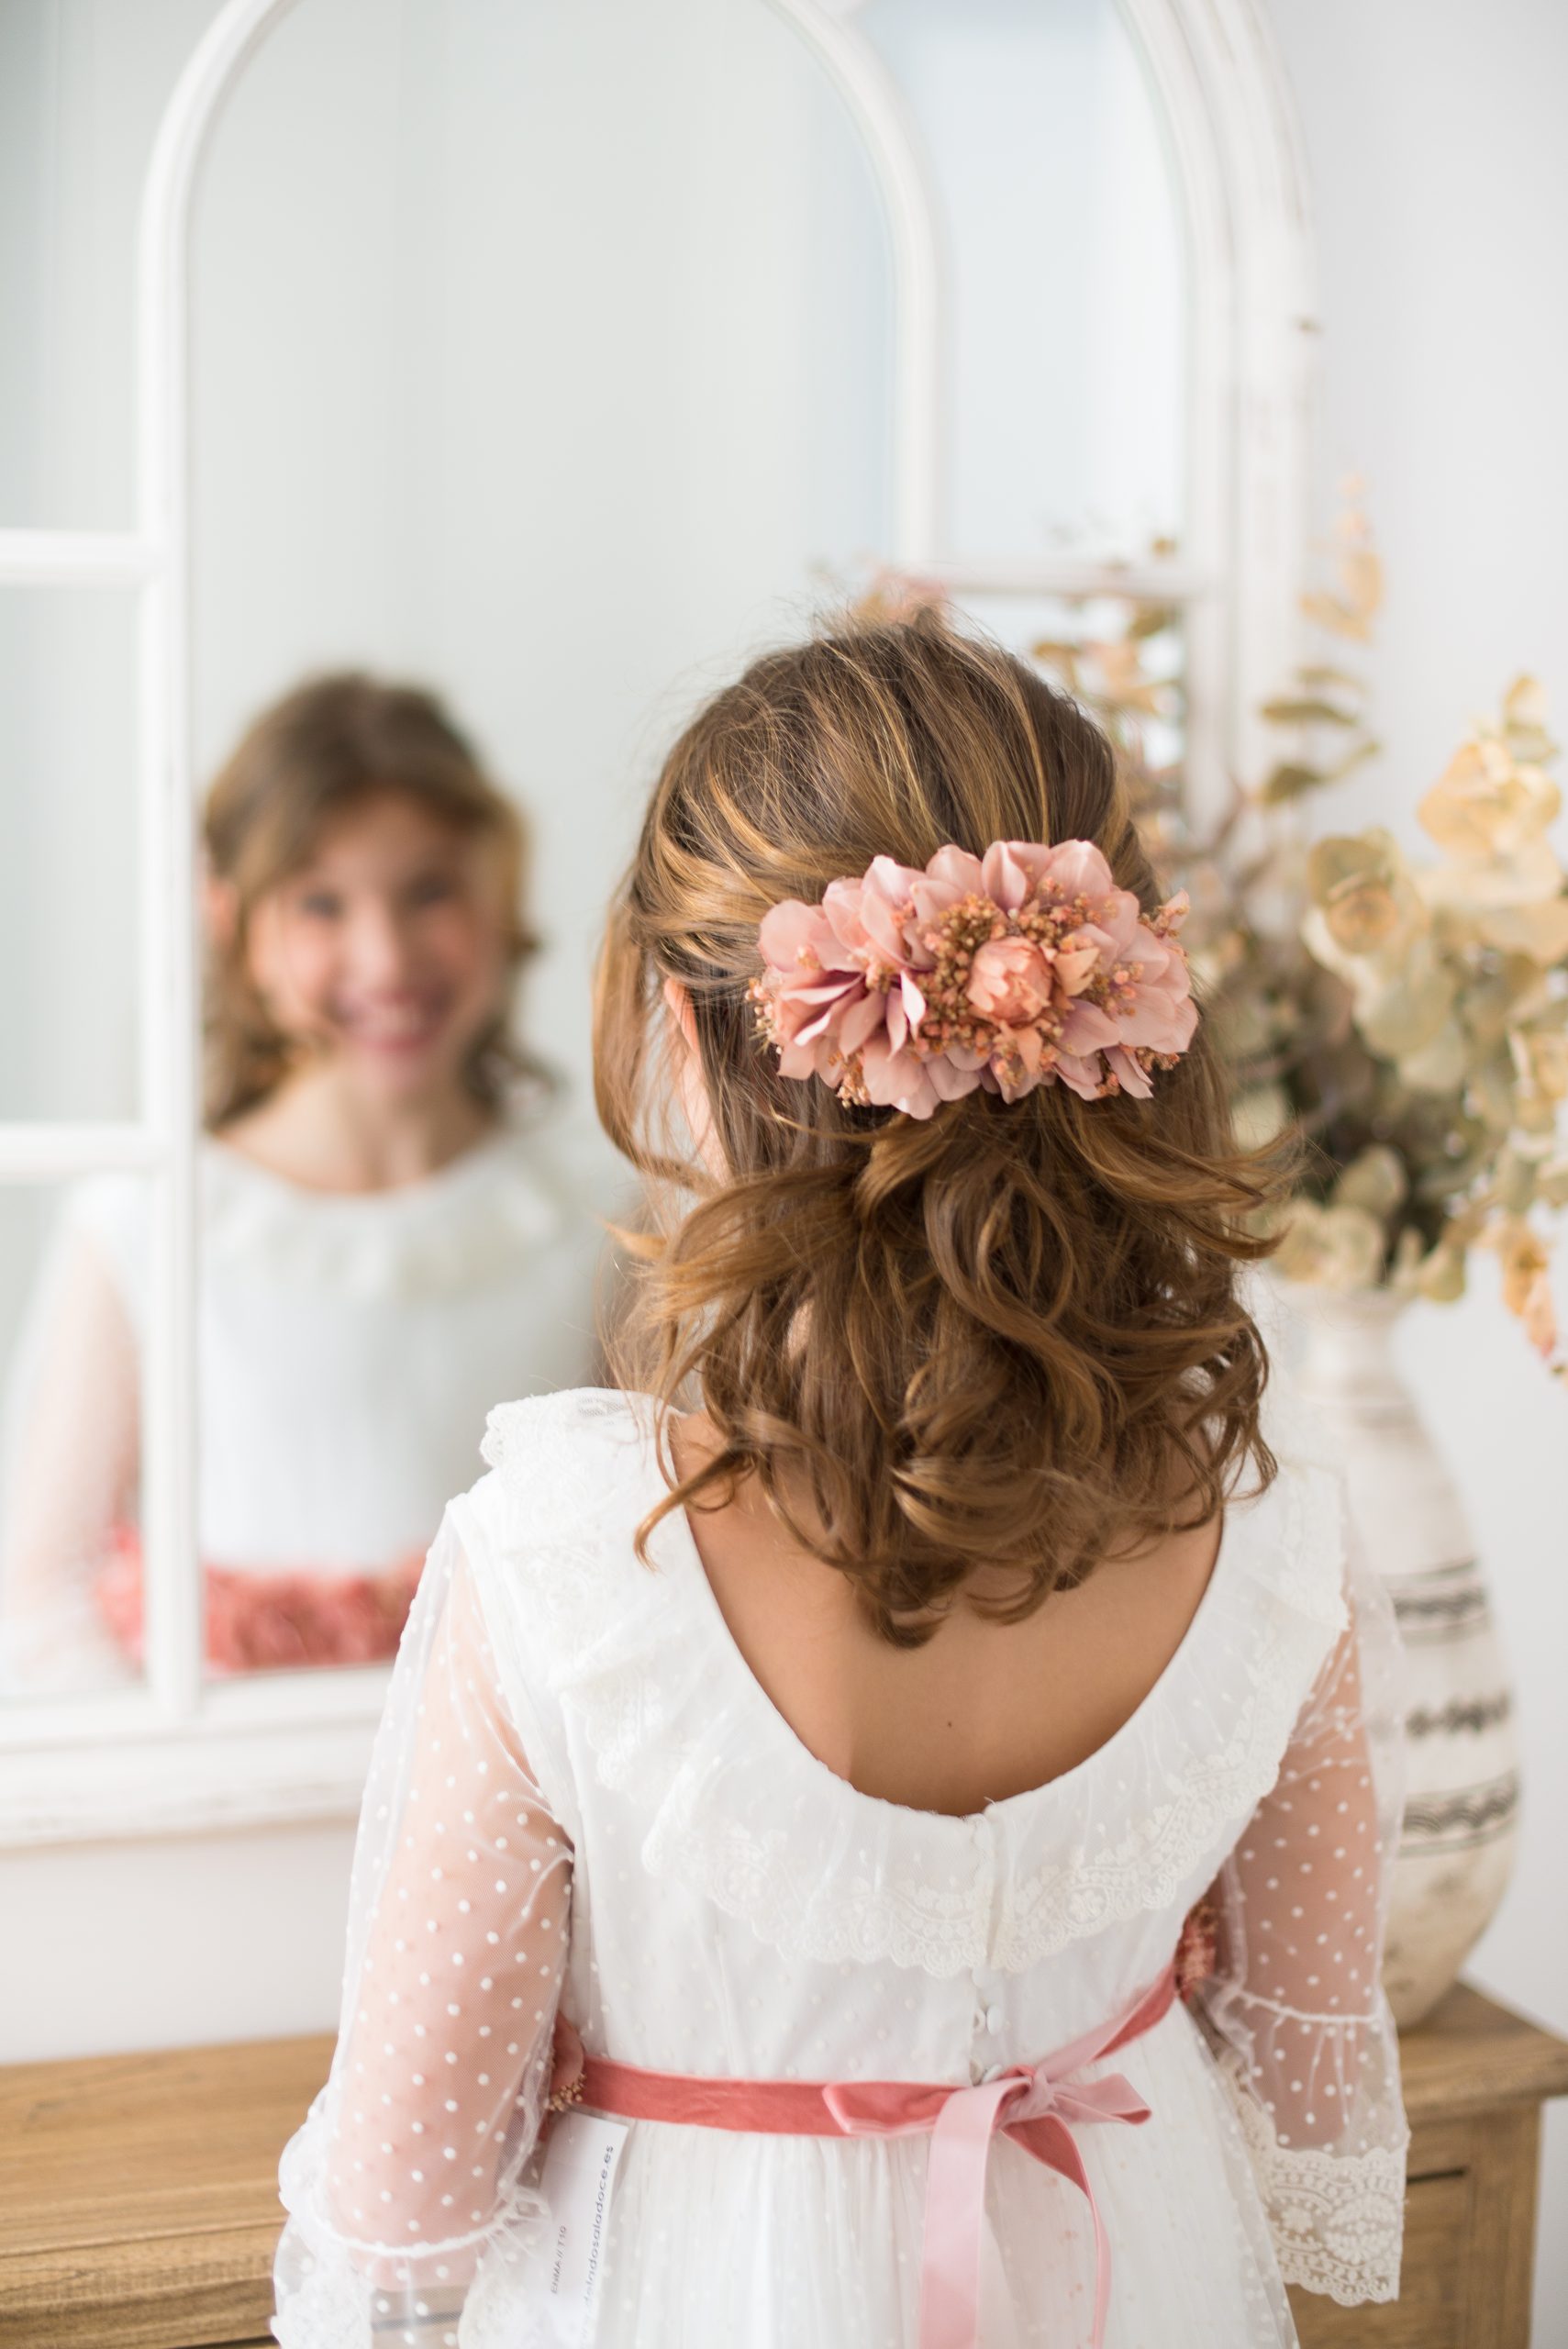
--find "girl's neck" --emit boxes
[216,1062,498,1196]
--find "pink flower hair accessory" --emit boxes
[749,838,1196,1120]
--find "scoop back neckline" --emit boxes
[640,1400,1240,1836]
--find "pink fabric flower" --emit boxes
[749,838,1195,1119]
[966,936,1056,1028]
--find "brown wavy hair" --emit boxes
[595,613,1291,1645]
[204,673,546,1127]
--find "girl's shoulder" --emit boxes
[1246,1369,1353,1608]
[445,1387,673,1837]
[54,1174,150,1319]
[467,1386,661,1547]
[454,1386,689,1684]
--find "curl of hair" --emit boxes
[595,613,1296,1645]
[202,672,549,1127]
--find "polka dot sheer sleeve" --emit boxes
[1192,1526,1409,2306]
[273,1508,572,2348]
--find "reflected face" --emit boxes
[243,795,512,1098]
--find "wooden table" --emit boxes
[2,1982,1564,2347]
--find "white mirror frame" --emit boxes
[0,0,1315,1846]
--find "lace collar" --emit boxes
[200,1126,571,1301]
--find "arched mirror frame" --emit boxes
[0,0,1316,1842]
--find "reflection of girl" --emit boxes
[1,675,599,1684]
[276,618,1406,2346]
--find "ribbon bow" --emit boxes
[822,1968,1173,2349]
[560,1965,1176,2349]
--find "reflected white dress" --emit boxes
[0,1121,602,1684]
[274,1385,1408,2349]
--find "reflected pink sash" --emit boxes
[550,1963,1176,2349]
[95,1526,421,1673]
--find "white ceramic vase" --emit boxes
[1287,1286,1519,2028]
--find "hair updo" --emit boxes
[595,611,1289,1645]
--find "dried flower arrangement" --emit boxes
[851,493,1566,1360]
[1011,496,1568,1365]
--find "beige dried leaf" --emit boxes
[1232,1084,1292,1151]
[1419,838,1565,915]
[1513,1088,1562,1139]
[1390,1228,1426,1293]
[1324,736,1381,785]
[1473,896,1568,962]
[1396,1019,1471,1095]
[1029,639,1082,674]
[1306,831,1418,959]
[1356,955,1458,1060]
[1418,736,1561,863]
[1522,1269,1558,1358]
[1495,1219,1551,1313]
[1086,639,1166,714]
[1416,1243,1468,1304]
[1331,1145,1407,1218]
[1300,590,1375,643]
[1259,696,1360,729]
[1504,674,1549,730]
[1500,674,1557,765]
[1259,759,1329,805]
[1457,954,1551,1043]
[1493,1147,1540,1217]
[1466,1052,1520,1134]
[1516,1030,1568,1098]
[1273,1199,1386,1293]
[1338,546,1385,618]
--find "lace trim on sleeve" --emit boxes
[1230,2090,1406,2304]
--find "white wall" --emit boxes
[4,1819,358,2055]
[1267,0,1568,2332]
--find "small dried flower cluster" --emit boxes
[750,839,1195,1121]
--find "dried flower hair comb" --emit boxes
[749,838,1196,1121]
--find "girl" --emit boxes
[274,618,1407,2347]
[0,674,600,1685]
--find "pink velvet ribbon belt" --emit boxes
[551,1962,1176,2349]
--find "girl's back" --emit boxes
[672,1408,1223,1815]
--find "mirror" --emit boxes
[861,0,1184,562]
[0,0,1186,1702]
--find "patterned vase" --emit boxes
[1286,1286,1520,2028]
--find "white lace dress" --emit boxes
[273,1386,1408,2349]
[0,1121,601,1686]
